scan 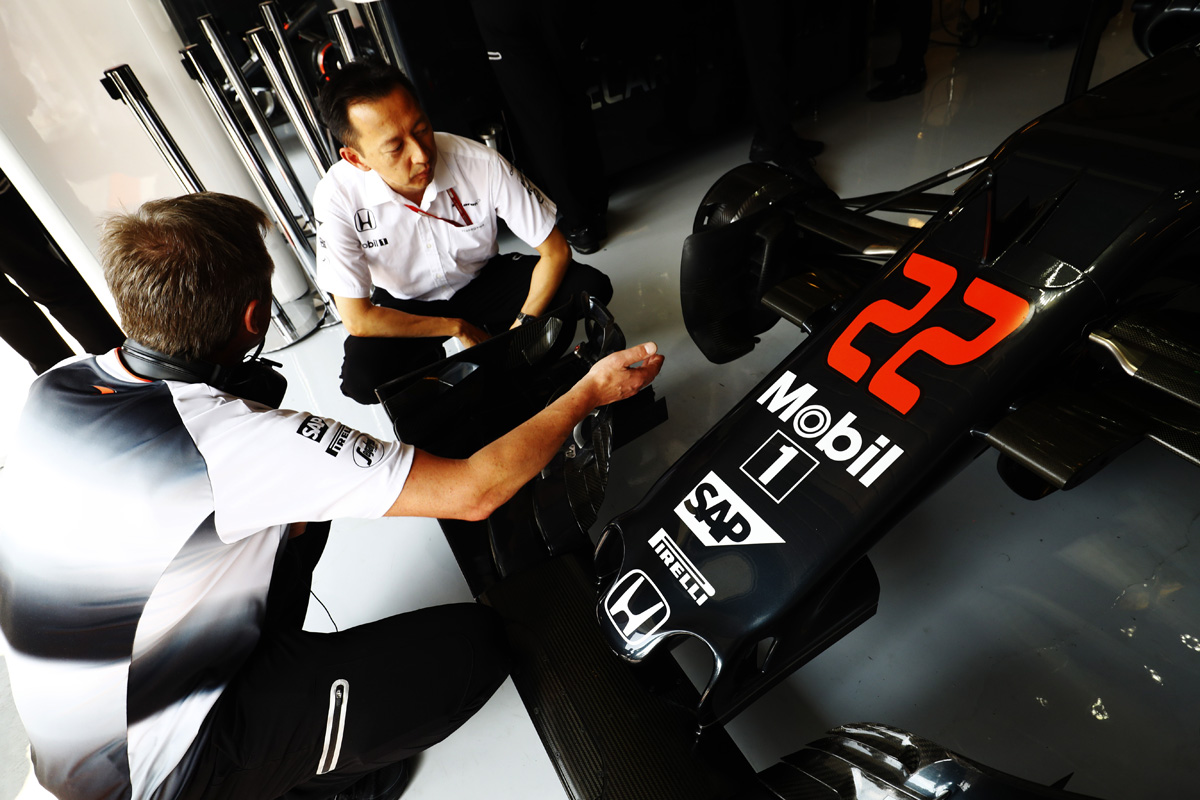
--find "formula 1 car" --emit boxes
[376,24,1199,800]
[590,23,1200,798]
[375,303,1113,800]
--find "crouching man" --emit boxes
[0,192,662,800]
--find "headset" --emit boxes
[120,338,288,409]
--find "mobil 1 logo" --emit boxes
[755,371,905,488]
[740,430,818,503]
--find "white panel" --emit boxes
[0,0,312,318]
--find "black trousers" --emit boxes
[169,523,511,800]
[736,0,805,146]
[0,181,124,374]
[469,0,608,230]
[339,252,613,404]
[893,0,933,71]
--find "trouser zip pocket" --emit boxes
[316,678,350,775]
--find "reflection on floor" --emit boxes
[5,8,1198,799]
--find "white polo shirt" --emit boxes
[314,132,557,302]
[0,350,414,800]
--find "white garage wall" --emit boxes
[0,0,313,316]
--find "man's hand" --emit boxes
[452,319,490,349]
[385,340,663,521]
[580,342,664,408]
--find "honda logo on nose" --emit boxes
[603,570,670,649]
[353,208,377,232]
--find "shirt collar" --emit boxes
[419,152,454,209]
[362,169,399,207]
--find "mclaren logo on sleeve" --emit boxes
[297,415,329,443]
[603,570,670,648]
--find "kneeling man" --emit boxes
[315,61,613,404]
[0,192,660,800]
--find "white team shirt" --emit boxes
[0,350,414,800]
[314,132,557,301]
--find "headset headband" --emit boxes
[120,339,228,385]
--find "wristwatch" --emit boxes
[515,312,535,326]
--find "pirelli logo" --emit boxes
[326,424,352,457]
[650,530,715,606]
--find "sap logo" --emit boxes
[675,471,783,546]
[325,424,352,457]
[359,238,389,249]
[650,530,714,605]
[296,414,329,443]
[352,435,384,468]
[604,570,670,648]
[756,372,904,488]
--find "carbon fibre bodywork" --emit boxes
[757,723,1102,800]
[594,40,1200,732]
[376,294,667,597]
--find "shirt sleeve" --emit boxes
[489,151,557,250]
[314,174,375,299]
[176,387,414,542]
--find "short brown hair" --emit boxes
[100,193,273,361]
[317,60,419,149]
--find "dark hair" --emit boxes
[317,60,419,148]
[100,193,274,361]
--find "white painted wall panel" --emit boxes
[0,0,312,315]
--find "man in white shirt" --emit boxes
[0,192,660,800]
[315,61,613,404]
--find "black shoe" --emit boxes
[749,132,825,164]
[866,67,927,102]
[333,760,411,800]
[562,215,607,255]
[872,63,902,82]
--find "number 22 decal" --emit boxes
[827,253,1031,414]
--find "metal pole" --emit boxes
[247,27,334,176]
[1065,0,1114,103]
[355,0,416,78]
[259,1,329,153]
[182,44,340,326]
[101,65,204,193]
[328,8,361,63]
[198,14,315,223]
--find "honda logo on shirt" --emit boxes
[353,208,377,232]
[603,570,670,649]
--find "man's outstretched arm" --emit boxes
[386,341,663,520]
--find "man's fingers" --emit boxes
[618,341,658,369]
